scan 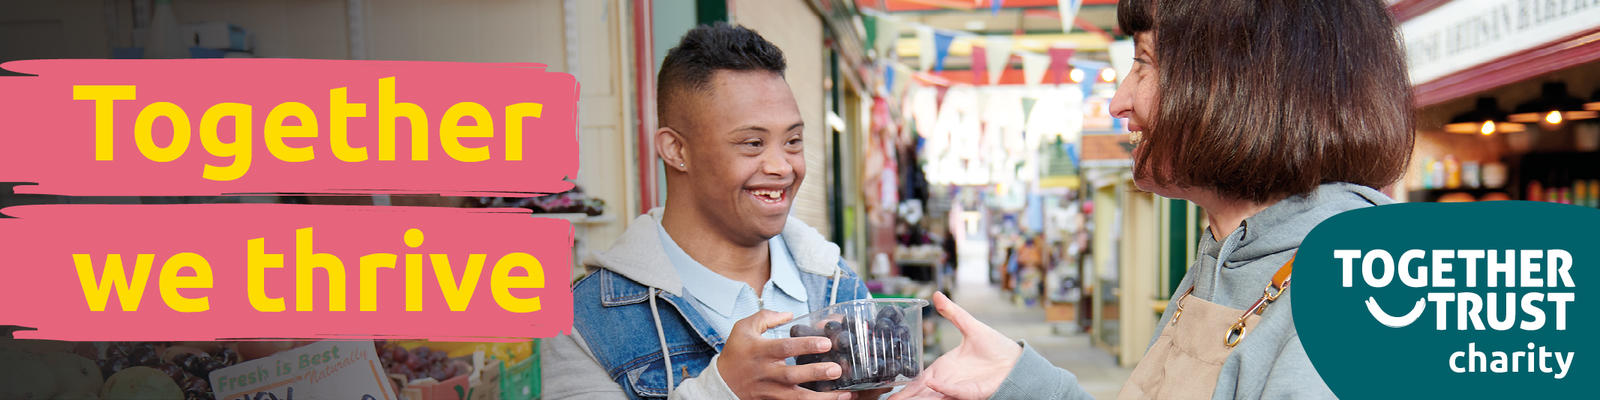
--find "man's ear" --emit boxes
[655,126,689,173]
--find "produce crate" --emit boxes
[500,339,540,400]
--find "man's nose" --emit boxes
[761,149,793,176]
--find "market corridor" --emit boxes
[932,242,1133,399]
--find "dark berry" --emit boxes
[213,347,241,365]
[823,321,842,336]
[158,363,187,383]
[830,331,853,354]
[876,306,904,324]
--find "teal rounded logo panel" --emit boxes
[1296,201,1591,398]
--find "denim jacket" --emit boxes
[543,209,872,399]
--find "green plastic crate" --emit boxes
[500,338,541,400]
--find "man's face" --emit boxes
[681,70,806,246]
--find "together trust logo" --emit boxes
[1336,249,1577,379]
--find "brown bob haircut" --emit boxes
[1118,0,1414,202]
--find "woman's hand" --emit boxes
[889,292,1022,400]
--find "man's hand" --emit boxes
[719,310,868,400]
[889,292,1022,400]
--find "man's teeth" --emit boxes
[752,189,782,200]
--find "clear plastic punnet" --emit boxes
[768,298,929,391]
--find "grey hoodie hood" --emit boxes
[1190,182,1393,309]
[581,207,845,297]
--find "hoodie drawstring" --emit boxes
[649,288,675,395]
[829,266,842,305]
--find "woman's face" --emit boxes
[1110,32,1188,198]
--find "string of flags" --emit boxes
[865,0,1100,90]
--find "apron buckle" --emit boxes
[1224,317,1247,348]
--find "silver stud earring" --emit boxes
[679,163,685,168]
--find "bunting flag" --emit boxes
[933,31,955,72]
[1021,96,1039,123]
[990,0,1005,15]
[864,15,879,51]
[876,17,900,57]
[971,45,988,85]
[1058,0,1083,34]
[985,36,1013,85]
[918,26,935,72]
[884,63,896,96]
[1048,47,1076,84]
[1021,53,1050,86]
[891,63,914,102]
[1108,39,1135,83]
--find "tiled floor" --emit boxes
[928,243,1133,399]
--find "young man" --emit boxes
[541,23,876,400]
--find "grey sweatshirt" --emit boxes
[993,182,1390,399]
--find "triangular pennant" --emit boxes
[1058,0,1083,34]
[933,31,955,72]
[1022,53,1050,86]
[864,15,879,51]
[1108,39,1135,83]
[991,0,1005,15]
[918,26,935,72]
[877,17,900,56]
[1049,47,1076,84]
[985,36,1013,85]
[892,63,914,100]
[884,64,896,95]
[971,45,988,85]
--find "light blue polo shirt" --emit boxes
[656,224,810,339]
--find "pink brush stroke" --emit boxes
[0,59,578,197]
[0,204,574,341]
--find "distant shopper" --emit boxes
[541,23,879,400]
[893,0,1414,399]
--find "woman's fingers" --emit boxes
[887,377,937,400]
[932,291,980,336]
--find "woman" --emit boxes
[891,0,1413,398]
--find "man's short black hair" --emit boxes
[657,22,787,129]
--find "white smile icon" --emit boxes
[1365,297,1426,328]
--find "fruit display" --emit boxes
[375,341,478,396]
[1,340,244,400]
[769,298,929,391]
[98,342,244,400]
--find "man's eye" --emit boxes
[743,140,763,148]
[787,138,803,146]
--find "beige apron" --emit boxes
[1116,258,1293,400]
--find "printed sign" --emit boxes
[209,340,395,400]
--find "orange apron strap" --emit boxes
[1225,254,1295,347]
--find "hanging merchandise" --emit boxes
[145,0,188,59]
